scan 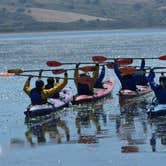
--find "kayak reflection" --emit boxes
[25,117,70,146]
[75,103,108,144]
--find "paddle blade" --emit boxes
[0,72,15,76]
[92,56,107,63]
[106,62,114,69]
[120,66,137,75]
[76,76,94,85]
[52,69,65,74]
[47,61,62,67]
[8,69,23,74]
[121,146,139,153]
[80,66,96,72]
[115,58,133,66]
[159,55,166,60]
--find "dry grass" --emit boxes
[25,8,111,23]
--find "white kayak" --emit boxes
[24,87,73,118]
[147,100,166,118]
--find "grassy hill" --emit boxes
[0,0,166,32]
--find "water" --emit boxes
[0,29,166,166]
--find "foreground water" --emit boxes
[0,29,166,166]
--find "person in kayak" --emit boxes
[94,65,105,88]
[133,59,148,86]
[45,77,60,98]
[23,72,68,105]
[148,69,166,104]
[114,63,137,91]
[74,63,99,95]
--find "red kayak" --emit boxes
[72,78,114,105]
[119,85,152,99]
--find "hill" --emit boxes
[0,0,166,32]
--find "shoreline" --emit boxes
[1,27,166,35]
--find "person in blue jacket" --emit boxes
[133,59,148,86]
[114,63,137,91]
[94,65,105,88]
[148,69,166,104]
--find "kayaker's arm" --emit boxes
[89,64,99,91]
[23,76,32,95]
[148,70,159,90]
[140,58,145,70]
[114,63,122,79]
[97,65,105,83]
[43,73,68,98]
[74,64,80,86]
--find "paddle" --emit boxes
[0,73,94,85]
[119,66,137,75]
[92,56,133,65]
[92,55,166,61]
[47,61,104,67]
[52,66,97,74]
[7,68,58,74]
[7,66,97,76]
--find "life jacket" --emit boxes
[77,83,93,95]
[120,75,137,91]
[45,84,60,99]
[29,88,46,105]
[154,88,166,104]
[134,72,148,86]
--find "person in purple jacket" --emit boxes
[114,63,137,91]
[148,69,166,104]
[133,59,148,86]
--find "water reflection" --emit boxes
[148,116,166,152]
[25,116,70,146]
[75,104,107,144]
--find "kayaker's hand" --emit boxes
[76,63,80,68]
[64,72,68,77]
[39,70,43,78]
[28,75,33,80]
[150,68,154,73]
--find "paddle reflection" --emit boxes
[117,97,150,152]
[25,117,70,146]
[75,104,108,144]
[148,116,166,152]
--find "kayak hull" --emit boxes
[72,78,114,105]
[119,85,152,99]
[147,103,166,118]
[24,88,73,118]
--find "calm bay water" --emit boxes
[0,29,166,166]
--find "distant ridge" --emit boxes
[0,0,166,32]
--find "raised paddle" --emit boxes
[92,56,133,66]
[52,66,97,74]
[47,57,107,67]
[7,68,58,74]
[119,66,137,75]
[92,55,166,61]
[1,73,94,85]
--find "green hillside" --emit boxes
[0,0,166,32]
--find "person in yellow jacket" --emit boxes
[23,72,68,105]
[74,64,99,95]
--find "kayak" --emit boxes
[147,100,166,118]
[72,78,114,105]
[119,85,152,99]
[24,87,73,118]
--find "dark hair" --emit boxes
[47,77,54,84]
[35,80,44,89]
[80,73,87,77]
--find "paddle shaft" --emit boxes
[14,74,74,80]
